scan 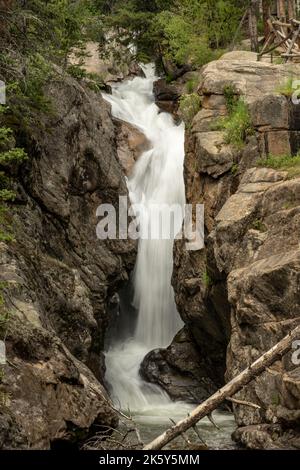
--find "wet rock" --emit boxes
[140,328,221,403]
[153,79,181,114]
[153,79,181,102]
[114,119,151,176]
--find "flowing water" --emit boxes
[103,65,236,448]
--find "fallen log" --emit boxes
[143,325,300,450]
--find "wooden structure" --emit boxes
[259,17,300,61]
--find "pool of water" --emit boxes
[128,407,237,450]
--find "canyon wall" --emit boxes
[0,70,137,448]
[171,51,300,448]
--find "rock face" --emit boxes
[172,52,300,448]
[0,71,136,448]
[153,71,199,115]
[114,119,150,176]
[71,41,144,84]
[153,78,181,114]
[140,328,223,403]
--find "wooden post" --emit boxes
[144,324,300,450]
[249,0,260,51]
[284,21,300,60]
[262,0,272,37]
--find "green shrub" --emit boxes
[166,73,174,84]
[214,98,253,148]
[179,93,201,127]
[257,153,300,178]
[223,84,238,114]
[67,64,88,79]
[202,270,212,287]
[276,77,297,97]
[0,284,9,339]
[185,79,198,94]
[252,219,267,232]
[0,108,28,241]
[231,163,239,175]
[274,56,284,65]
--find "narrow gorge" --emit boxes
[1,0,300,455]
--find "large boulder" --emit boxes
[153,79,181,114]
[114,119,150,176]
[199,54,300,102]
[140,328,222,403]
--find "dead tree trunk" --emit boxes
[230,8,250,51]
[277,0,287,20]
[143,324,300,450]
[288,0,296,18]
[249,0,260,51]
[262,0,272,37]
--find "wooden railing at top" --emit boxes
[259,17,300,62]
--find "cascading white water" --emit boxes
[103,64,189,416]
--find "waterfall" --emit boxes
[103,64,188,415]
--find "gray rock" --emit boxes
[172,54,300,449]
[114,119,150,176]
[200,57,300,103]
[153,79,181,115]
[0,70,136,448]
[194,131,235,178]
[140,328,222,403]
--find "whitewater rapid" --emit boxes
[103,64,188,415]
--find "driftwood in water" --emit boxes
[143,325,300,450]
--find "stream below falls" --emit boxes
[103,65,236,449]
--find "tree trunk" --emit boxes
[249,0,259,51]
[262,0,272,37]
[0,0,14,36]
[230,8,250,51]
[143,324,300,450]
[277,0,287,20]
[288,0,296,18]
